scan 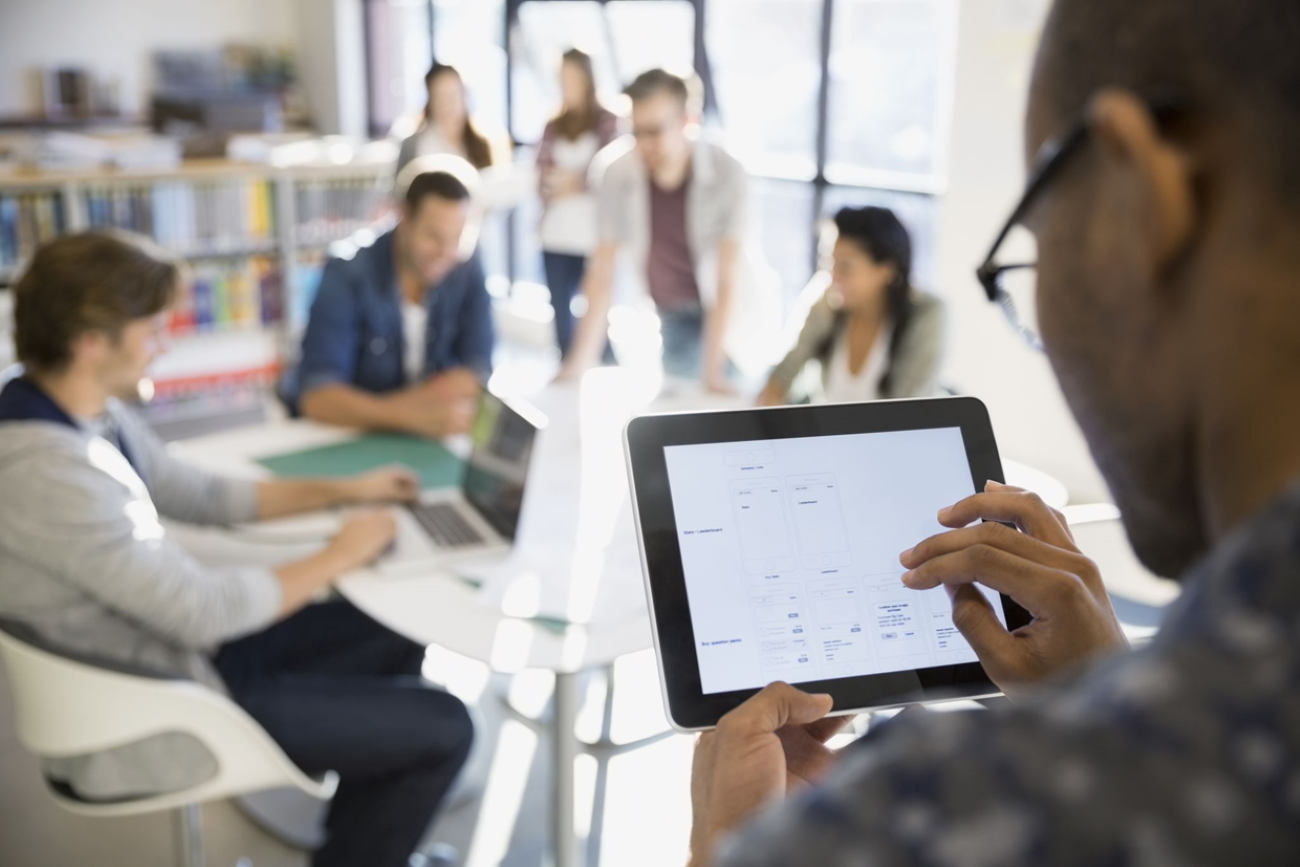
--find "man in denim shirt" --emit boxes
[291,158,494,437]
[684,1,1300,865]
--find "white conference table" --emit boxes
[174,370,1113,867]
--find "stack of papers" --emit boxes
[20,132,182,172]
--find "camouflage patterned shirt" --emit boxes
[720,485,1300,866]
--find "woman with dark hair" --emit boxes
[536,48,620,356]
[758,206,945,405]
[397,62,504,175]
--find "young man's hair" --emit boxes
[1036,0,1300,207]
[396,154,479,212]
[623,67,704,116]
[13,231,179,374]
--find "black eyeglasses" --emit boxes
[975,95,1188,350]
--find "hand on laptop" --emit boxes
[899,481,1129,699]
[687,683,847,867]
[328,508,399,571]
[345,467,421,504]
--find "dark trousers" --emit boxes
[214,601,473,867]
[543,250,587,357]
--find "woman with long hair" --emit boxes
[397,62,503,175]
[535,48,620,357]
[759,206,946,405]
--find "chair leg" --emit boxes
[175,802,206,867]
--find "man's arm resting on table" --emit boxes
[300,382,413,432]
[272,509,396,615]
[255,467,420,521]
[559,242,618,377]
[300,381,474,439]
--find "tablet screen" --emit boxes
[663,426,1006,695]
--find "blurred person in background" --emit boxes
[758,206,945,406]
[536,48,621,358]
[397,62,508,177]
[558,68,749,392]
[289,159,492,437]
[0,232,473,867]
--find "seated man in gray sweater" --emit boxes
[0,232,473,867]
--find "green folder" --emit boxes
[257,434,465,490]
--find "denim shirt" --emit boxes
[289,228,494,408]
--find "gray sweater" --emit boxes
[768,289,946,401]
[0,400,281,799]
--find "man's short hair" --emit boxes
[395,154,479,212]
[13,231,179,374]
[624,68,704,116]
[1036,0,1300,205]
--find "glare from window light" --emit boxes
[463,719,539,867]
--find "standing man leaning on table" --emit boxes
[557,68,749,392]
[287,156,494,437]
[0,232,473,867]
[686,0,1300,865]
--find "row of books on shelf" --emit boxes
[168,256,283,335]
[2,176,387,273]
[0,192,67,269]
[294,177,391,246]
[83,179,277,255]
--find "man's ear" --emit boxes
[1087,89,1197,278]
[75,330,109,366]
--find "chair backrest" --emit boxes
[0,626,334,816]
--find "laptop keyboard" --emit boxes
[408,503,488,549]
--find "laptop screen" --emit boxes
[462,392,539,540]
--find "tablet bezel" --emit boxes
[624,396,1032,731]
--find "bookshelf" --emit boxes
[0,157,395,436]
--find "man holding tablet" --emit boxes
[627,400,1052,726]
[681,1,1300,865]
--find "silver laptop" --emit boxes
[385,390,546,570]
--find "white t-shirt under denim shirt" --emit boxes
[403,300,429,383]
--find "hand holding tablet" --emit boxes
[626,397,1031,729]
[626,397,1129,731]
[683,475,1130,867]
[901,480,1129,699]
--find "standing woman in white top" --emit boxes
[397,62,505,177]
[759,206,946,405]
[535,49,620,357]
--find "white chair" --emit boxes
[0,625,336,867]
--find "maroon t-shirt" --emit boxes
[646,173,700,311]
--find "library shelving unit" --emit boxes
[0,156,395,437]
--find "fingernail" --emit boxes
[986,480,1005,490]
[901,571,916,587]
[899,547,914,564]
[937,507,951,521]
